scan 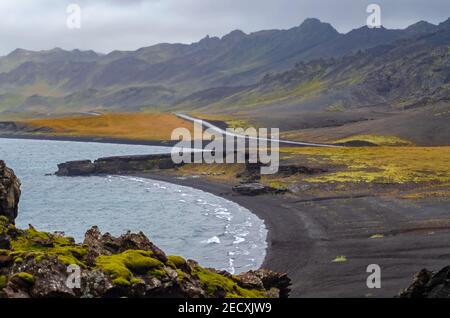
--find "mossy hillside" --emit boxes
[23,113,195,142]
[210,79,324,110]
[9,226,88,267]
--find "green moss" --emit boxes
[0,249,9,256]
[96,250,164,285]
[13,272,35,285]
[332,256,347,263]
[167,255,187,268]
[14,257,23,264]
[191,266,265,298]
[35,254,45,263]
[227,288,266,298]
[0,216,9,235]
[0,275,7,289]
[10,227,88,267]
[334,134,413,147]
[122,251,163,274]
[176,269,185,281]
[0,216,9,225]
[112,277,131,287]
[149,268,167,279]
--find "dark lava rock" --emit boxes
[0,160,21,223]
[56,160,96,176]
[399,266,450,298]
[83,226,167,262]
[55,154,180,176]
[335,140,378,147]
[278,165,327,177]
[237,162,326,183]
[232,183,286,196]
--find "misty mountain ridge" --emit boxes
[0,17,448,115]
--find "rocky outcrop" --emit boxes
[0,220,290,298]
[56,160,96,176]
[0,161,21,224]
[399,266,450,298]
[0,122,52,134]
[0,162,290,298]
[56,154,180,176]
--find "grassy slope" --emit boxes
[22,113,196,141]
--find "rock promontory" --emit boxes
[56,154,180,176]
[0,160,21,224]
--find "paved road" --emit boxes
[175,113,342,148]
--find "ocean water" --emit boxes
[0,138,267,274]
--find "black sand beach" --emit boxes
[138,172,450,298]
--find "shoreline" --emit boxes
[133,172,450,298]
[0,133,178,147]
[133,172,309,297]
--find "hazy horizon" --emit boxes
[3,15,449,57]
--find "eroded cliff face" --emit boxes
[0,161,21,224]
[0,162,290,298]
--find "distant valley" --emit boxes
[0,17,449,145]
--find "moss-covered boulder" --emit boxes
[0,160,21,224]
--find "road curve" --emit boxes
[175,113,342,148]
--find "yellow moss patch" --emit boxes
[401,190,450,200]
[23,113,197,141]
[192,266,266,298]
[332,256,347,263]
[0,275,8,289]
[10,227,88,267]
[334,135,413,146]
[13,272,35,285]
[281,147,450,184]
[167,255,187,268]
[96,250,164,285]
[176,163,245,183]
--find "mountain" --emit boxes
[177,26,450,113]
[0,18,446,115]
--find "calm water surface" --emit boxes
[0,138,267,273]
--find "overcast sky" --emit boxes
[0,0,448,55]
